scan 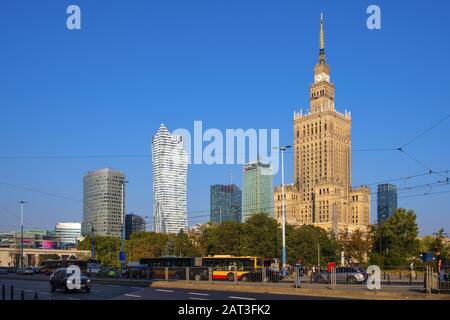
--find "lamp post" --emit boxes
[119,180,128,276]
[90,224,95,260]
[274,145,291,276]
[18,201,27,267]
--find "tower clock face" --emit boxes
[315,74,323,82]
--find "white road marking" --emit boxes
[188,292,210,296]
[228,296,256,300]
[39,292,51,296]
[124,294,141,298]
[189,297,208,300]
[156,289,174,293]
[67,297,81,300]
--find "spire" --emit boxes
[319,13,326,64]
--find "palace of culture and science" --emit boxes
[274,14,371,234]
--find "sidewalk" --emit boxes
[151,281,450,300]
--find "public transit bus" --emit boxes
[200,255,264,281]
[41,259,101,275]
[139,256,202,280]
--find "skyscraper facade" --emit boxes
[152,124,188,233]
[243,160,273,222]
[55,222,81,247]
[125,214,146,239]
[82,168,125,237]
[210,184,242,224]
[274,14,370,233]
[377,184,398,224]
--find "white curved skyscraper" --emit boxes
[152,124,188,233]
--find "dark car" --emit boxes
[16,268,35,275]
[50,268,91,293]
[240,269,283,283]
[0,267,8,275]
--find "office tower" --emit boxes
[377,184,398,224]
[210,184,242,224]
[152,124,188,233]
[125,214,146,240]
[55,222,81,247]
[243,160,273,222]
[274,14,370,233]
[82,168,125,237]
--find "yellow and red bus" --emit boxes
[201,255,264,281]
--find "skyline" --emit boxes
[1,0,450,235]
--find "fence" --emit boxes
[1,284,42,300]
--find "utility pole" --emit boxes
[274,145,291,277]
[18,201,27,267]
[317,243,320,269]
[90,225,95,260]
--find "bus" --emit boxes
[41,259,101,275]
[138,256,204,280]
[201,255,264,281]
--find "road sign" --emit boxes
[119,251,126,262]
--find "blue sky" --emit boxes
[0,0,449,235]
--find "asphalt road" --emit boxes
[0,276,344,300]
[0,277,145,300]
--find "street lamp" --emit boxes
[90,224,95,260]
[119,180,129,276]
[274,145,291,277]
[18,201,27,267]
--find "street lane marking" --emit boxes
[39,292,51,296]
[188,292,210,296]
[124,294,141,298]
[189,297,208,300]
[68,297,81,300]
[228,296,256,300]
[156,289,174,293]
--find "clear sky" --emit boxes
[0,0,449,235]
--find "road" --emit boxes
[0,276,344,300]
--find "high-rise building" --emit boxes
[210,184,242,224]
[125,214,146,240]
[152,124,188,233]
[243,160,273,222]
[377,184,397,224]
[82,168,125,237]
[55,222,81,247]
[274,14,370,233]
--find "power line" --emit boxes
[399,114,450,150]
[0,180,81,203]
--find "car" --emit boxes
[95,267,119,278]
[16,268,35,275]
[313,266,367,284]
[32,267,42,274]
[50,268,91,293]
[0,267,8,275]
[240,269,283,283]
[7,267,18,273]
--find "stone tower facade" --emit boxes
[274,14,370,233]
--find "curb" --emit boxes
[151,281,450,300]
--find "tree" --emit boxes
[199,221,244,256]
[370,208,420,266]
[241,213,281,258]
[420,228,449,257]
[78,235,121,267]
[126,232,169,262]
[286,224,339,266]
[338,228,372,265]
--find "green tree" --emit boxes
[286,224,339,266]
[370,208,420,266]
[241,213,281,258]
[338,228,372,265]
[126,232,169,262]
[78,235,121,267]
[199,221,244,256]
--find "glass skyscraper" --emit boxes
[125,214,146,239]
[377,183,398,224]
[210,184,242,224]
[242,160,273,222]
[152,124,188,233]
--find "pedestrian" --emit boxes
[435,248,446,282]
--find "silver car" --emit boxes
[314,266,367,284]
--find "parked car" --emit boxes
[16,268,35,275]
[7,267,18,273]
[0,267,8,275]
[313,266,367,284]
[32,267,42,274]
[96,267,119,278]
[240,269,283,283]
[50,268,91,293]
